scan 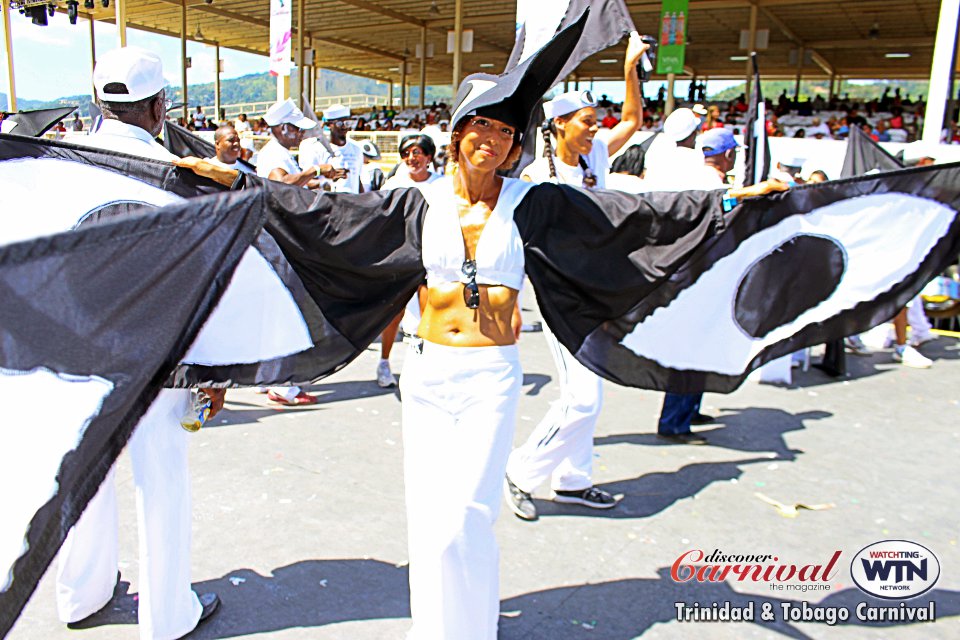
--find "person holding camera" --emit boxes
[504,33,649,521]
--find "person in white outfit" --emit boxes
[299,104,365,194]
[60,46,222,639]
[255,98,345,405]
[377,133,442,388]
[505,33,648,521]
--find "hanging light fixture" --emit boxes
[194,23,204,40]
[428,0,440,16]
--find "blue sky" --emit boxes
[1,10,268,102]
[1,9,742,106]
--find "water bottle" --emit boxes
[180,390,212,433]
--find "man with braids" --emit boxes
[504,33,648,521]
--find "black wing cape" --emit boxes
[0,196,263,638]
[3,136,960,634]
[4,106,77,137]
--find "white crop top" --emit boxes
[419,176,533,291]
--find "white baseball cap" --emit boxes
[323,104,351,121]
[93,46,165,103]
[543,90,598,120]
[662,108,701,142]
[263,98,316,129]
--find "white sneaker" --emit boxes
[910,332,937,347]
[376,360,397,388]
[893,345,932,369]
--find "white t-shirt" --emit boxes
[641,144,706,191]
[382,171,442,191]
[520,137,609,188]
[255,138,302,179]
[234,119,251,133]
[299,138,364,193]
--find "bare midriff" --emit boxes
[419,282,518,347]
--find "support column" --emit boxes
[794,46,804,99]
[452,0,463,91]
[214,42,221,124]
[401,59,407,110]
[923,0,960,143]
[388,81,394,107]
[296,0,305,109]
[277,75,289,102]
[665,73,676,115]
[115,0,127,47]
[828,73,835,102]
[89,15,97,98]
[744,4,758,98]
[309,65,316,104]
[418,25,426,109]
[2,0,14,111]
[181,0,188,122]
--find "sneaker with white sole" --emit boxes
[893,344,932,369]
[504,476,537,521]
[553,486,619,509]
[376,360,397,388]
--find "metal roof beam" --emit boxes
[757,5,834,75]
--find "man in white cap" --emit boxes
[256,98,345,406]
[769,155,805,184]
[63,46,222,639]
[641,107,703,189]
[256,98,342,188]
[298,104,365,193]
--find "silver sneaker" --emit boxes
[504,476,537,521]
[376,360,397,388]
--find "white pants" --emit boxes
[401,341,521,640]
[56,389,202,640]
[506,325,602,493]
[908,295,933,334]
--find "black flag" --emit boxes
[4,106,77,136]
[504,1,636,176]
[841,124,903,178]
[0,197,264,638]
[517,165,960,393]
[742,53,770,187]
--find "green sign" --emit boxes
[655,0,689,75]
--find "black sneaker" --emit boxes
[553,486,618,509]
[689,412,715,425]
[656,432,708,445]
[504,476,538,521]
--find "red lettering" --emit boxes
[671,549,703,582]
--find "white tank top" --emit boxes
[419,176,533,291]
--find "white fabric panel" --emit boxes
[620,193,957,374]
[182,247,313,365]
[0,158,183,245]
[0,368,113,591]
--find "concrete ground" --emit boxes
[8,303,960,640]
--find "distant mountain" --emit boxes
[709,79,930,104]
[2,69,454,119]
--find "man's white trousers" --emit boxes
[56,389,202,640]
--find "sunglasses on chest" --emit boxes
[461,259,480,309]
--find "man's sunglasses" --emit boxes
[462,259,479,309]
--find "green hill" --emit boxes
[709,79,930,103]
[2,69,454,118]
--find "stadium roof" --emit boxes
[72,0,955,86]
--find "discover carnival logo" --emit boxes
[670,542,941,625]
[850,540,941,599]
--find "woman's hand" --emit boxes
[200,388,226,418]
[624,32,649,70]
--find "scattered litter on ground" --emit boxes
[755,493,835,518]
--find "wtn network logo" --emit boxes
[851,540,940,599]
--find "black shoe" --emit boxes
[689,412,715,425]
[198,592,220,624]
[504,476,538,521]
[657,432,708,445]
[553,486,619,509]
